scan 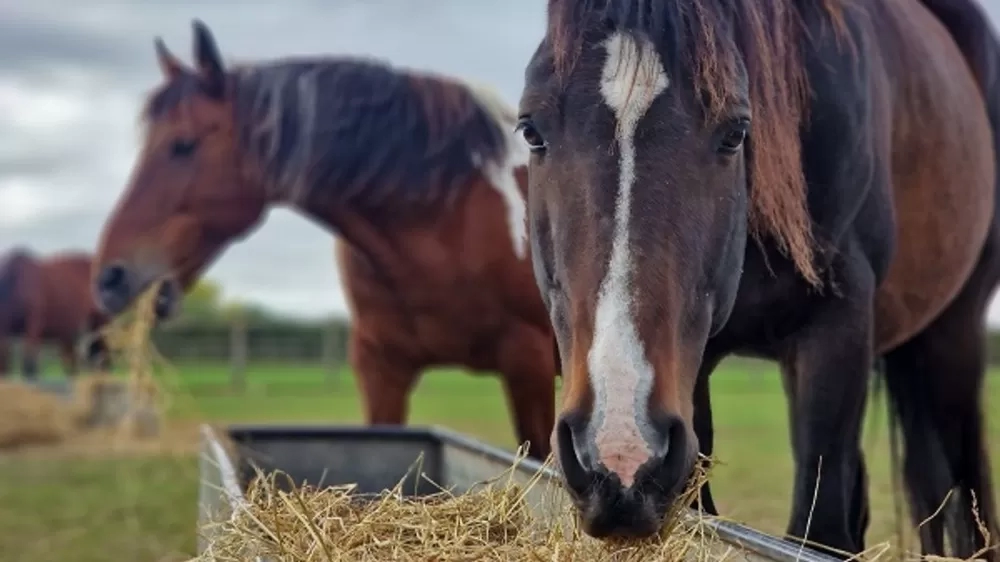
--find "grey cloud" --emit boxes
[3,0,999,320]
[0,12,141,84]
[0,208,107,251]
[0,149,79,178]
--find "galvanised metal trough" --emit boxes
[197,423,840,562]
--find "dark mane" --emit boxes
[231,56,516,212]
[547,0,850,286]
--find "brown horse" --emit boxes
[519,0,1000,558]
[89,21,557,460]
[0,248,111,378]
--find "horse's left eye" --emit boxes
[515,117,547,153]
[170,139,199,158]
[718,120,749,155]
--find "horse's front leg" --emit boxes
[782,258,874,558]
[497,325,557,462]
[349,331,419,427]
[690,352,724,516]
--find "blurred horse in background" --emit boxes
[0,248,112,378]
[90,21,557,460]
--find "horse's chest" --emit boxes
[394,287,511,367]
[710,260,819,359]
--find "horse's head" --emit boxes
[519,0,815,538]
[93,20,266,320]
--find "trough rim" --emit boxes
[198,422,841,562]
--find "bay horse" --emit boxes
[89,21,557,460]
[0,248,112,378]
[519,0,1000,558]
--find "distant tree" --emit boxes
[177,279,225,322]
[220,300,278,323]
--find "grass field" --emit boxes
[0,358,997,562]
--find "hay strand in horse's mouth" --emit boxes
[94,280,169,438]
[196,448,726,562]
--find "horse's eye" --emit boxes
[171,138,199,158]
[515,117,547,153]
[718,120,749,155]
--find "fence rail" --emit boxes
[10,318,1000,394]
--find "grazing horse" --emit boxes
[519,0,1000,558]
[0,248,111,377]
[89,21,558,460]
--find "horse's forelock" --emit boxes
[545,0,852,286]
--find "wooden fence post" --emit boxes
[230,316,248,393]
[321,320,343,388]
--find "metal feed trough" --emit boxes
[198,424,840,562]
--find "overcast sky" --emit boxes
[2,1,1000,324]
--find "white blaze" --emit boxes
[587,32,669,487]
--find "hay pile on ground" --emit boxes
[0,379,79,449]
[0,371,161,451]
[197,451,728,562]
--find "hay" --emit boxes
[72,372,161,435]
[197,450,729,562]
[0,379,78,449]
[92,281,170,440]
[0,368,164,451]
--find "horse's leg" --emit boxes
[781,360,871,552]
[59,340,78,378]
[19,305,46,380]
[882,235,1000,562]
[848,452,871,552]
[496,325,556,461]
[782,261,874,558]
[0,337,9,378]
[20,328,41,380]
[690,352,724,516]
[349,331,418,426]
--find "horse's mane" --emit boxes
[221,55,520,213]
[548,0,850,287]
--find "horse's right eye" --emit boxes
[515,117,547,153]
[170,139,199,158]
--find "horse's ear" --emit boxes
[191,19,226,98]
[154,37,184,80]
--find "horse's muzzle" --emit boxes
[95,262,179,321]
[554,410,695,539]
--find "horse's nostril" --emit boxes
[555,412,593,496]
[98,264,128,292]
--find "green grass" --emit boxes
[0,358,997,562]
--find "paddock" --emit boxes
[0,360,997,562]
